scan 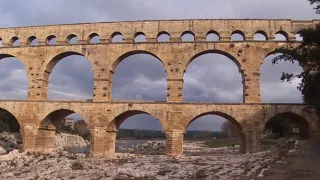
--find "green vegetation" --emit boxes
[0,112,20,132]
[117,129,224,140]
[71,162,84,170]
[272,0,320,114]
[204,139,240,148]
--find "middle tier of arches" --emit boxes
[0,42,299,103]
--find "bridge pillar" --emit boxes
[167,78,183,102]
[35,128,56,152]
[20,124,38,152]
[243,126,262,153]
[89,126,107,157]
[104,129,117,157]
[165,130,184,158]
[93,78,111,102]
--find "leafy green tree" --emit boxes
[309,0,320,13]
[272,1,320,113]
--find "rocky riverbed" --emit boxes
[0,132,294,180]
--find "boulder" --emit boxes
[0,146,7,155]
[55,133,89,153]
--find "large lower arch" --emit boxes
[184,50,244,103]
[105,110,166,156]
[0,108,21,153]
[0,108,20,132]
[44,51,94,100]
[111,51,167,101]
[35,108,90,152]
[184,111,245,153]
[0,54,29,100]
[262,112,311,139]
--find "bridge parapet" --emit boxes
[0,19,317,48]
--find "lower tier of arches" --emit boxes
[0,101,319,158]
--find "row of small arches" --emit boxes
[0,30,303,47]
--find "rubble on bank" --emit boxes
[0,132,21,155]
[0,132,296,180]
[117,140,166,155]
[0,136,289,180]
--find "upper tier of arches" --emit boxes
[0,19,316,47]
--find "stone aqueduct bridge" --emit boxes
[0,19,319,158]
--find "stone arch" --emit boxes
[260,49,304,103]
[0,54,29,100]
[181,31,195,41]
[206,30,220,41]
[46,35,57,45]
[134,32,146,42]
[254,30,268,40]
[108,109,167,131]
[88,33,100,43]
[262,48,303,65]
[259,111,313,139]
[184,111,245,153]
[231,30,245,41]
[66,34,78,44]
[27,36,37,46]
[157,31,170,42]
[110,32,123,42]
[36,107,90,152]
[185,49,242,71]
[110,50,166,75]
[44,51,94,81]
[275,30,289,41]
[10,36,20,46]
[0,54,29,71]
[39,107,90,129]
[43,51,94,100]
[184,49,244,103]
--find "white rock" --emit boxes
[0,146,7,155]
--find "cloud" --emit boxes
[0,0,314,131]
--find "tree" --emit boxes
[272,1,320,113]
[309,0,320,13]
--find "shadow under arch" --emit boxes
[0,107,21,132]
[262,112,311,139]
[184,50,245,102]
[185,111,246,153]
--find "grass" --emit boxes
[204,138,280,149]
[204,139,240,148]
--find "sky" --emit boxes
[0,0,316,132]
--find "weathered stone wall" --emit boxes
[0,19,319,157]
[0,101,318,157]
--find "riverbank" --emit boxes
[0,140,284,180]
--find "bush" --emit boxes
[71,162,84,170]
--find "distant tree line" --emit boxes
[116,129,226,140]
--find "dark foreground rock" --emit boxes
[257,140,320,180]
